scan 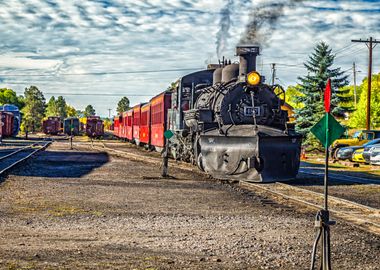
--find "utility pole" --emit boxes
[271,63,276,85]
[107,108,112,118]
[352,37,380,130]
[353,62,357,108]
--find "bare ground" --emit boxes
[0,141,379,269]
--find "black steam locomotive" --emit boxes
[167,45,301,182]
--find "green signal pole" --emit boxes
[324,112,329,211]
[310,113,335,270]
[321,112,332,270]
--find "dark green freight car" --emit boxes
[64,117,80,136]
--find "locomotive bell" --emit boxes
[236,45,260,83]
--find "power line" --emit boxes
[14,92,153,97]
[0,67,203,77]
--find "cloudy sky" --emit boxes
[0,0,379,117]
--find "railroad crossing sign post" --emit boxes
[309,79,345,270]
[70,119,74,150]
[162,130,174,178]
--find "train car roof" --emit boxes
[149,90,172,102]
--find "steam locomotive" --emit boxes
[115,45,302,182]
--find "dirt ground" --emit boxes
[0,141,379,269]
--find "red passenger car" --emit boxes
[132,104,144,144]
[139,103,151,145]
[150,92,172,150]
[126,109,133,141]
[113,116,120,137]
[118,112,126,139]
[0,112,14,137]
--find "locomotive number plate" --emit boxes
[244,106,261,117]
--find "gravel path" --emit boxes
[0,141,378,269]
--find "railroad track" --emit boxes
[240,181,380,236]
[0,141,51,177]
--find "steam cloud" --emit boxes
[240,0,304,46]
[216,0,234,58]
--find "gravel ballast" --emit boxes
[0,141,378,269]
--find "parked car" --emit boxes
[331,130,380,159]
[362,144,380,163]
[336,138,380,161]
[351,148,366,163]
[369,145,380,165]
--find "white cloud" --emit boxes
[0,0,379,116]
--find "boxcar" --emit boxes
[63,117,80,136]
[140,103,151,145]
[43,116,61,135]
[0,112,14,137]
[126,109,133,141]
[150,92,172,150]
[86,116,104,137]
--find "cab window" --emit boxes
[365,133,374,140]
[352,131,361,138]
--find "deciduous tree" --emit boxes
[0,88,25,109]
[348,73,380,128]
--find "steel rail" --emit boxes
[0,144,37,162]
[240,181,380,236]
[0,142,51,176]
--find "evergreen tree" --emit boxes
[349,73,380,128]
[46,96,67,119]
[116,97,130,114]
[295,42,349,147]
[56,96,67,119]
[22,86,46,132]
[46,96,59,116]
[84,105,96,117]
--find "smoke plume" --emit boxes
[216,0,234,58]
[240,0,303,46]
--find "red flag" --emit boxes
[324,79,332,113]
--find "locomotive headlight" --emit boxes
[247,71,261,86]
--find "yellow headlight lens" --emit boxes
[247,71,261,86]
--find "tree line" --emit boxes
[0,86,98,132]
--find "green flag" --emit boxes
[310,113,345,148]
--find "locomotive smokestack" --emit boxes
[236,45,260,81]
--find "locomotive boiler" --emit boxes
[167,45,302,182]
